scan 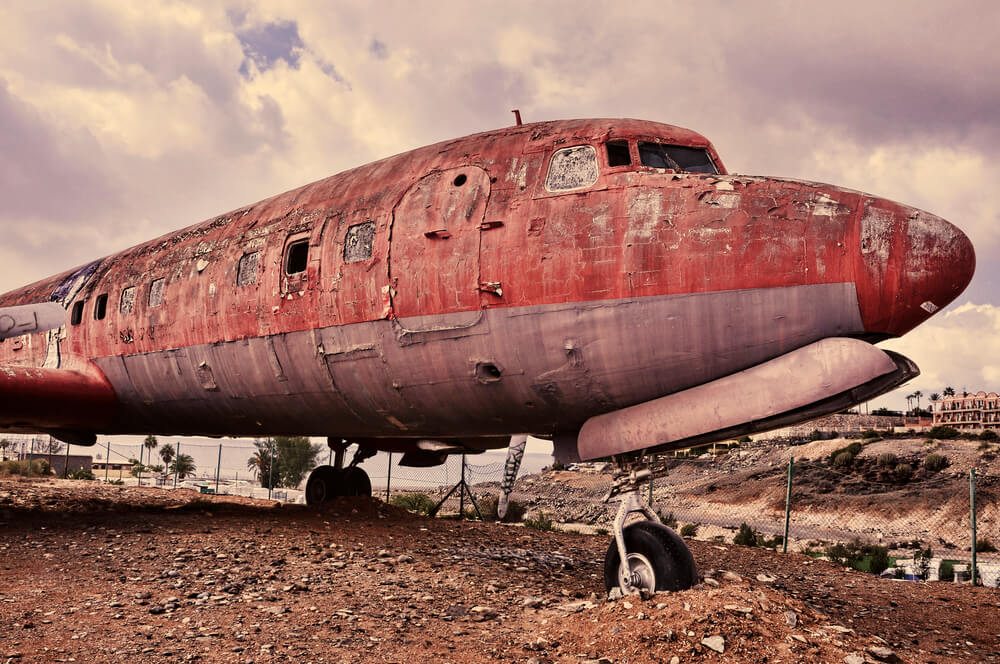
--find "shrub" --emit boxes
[0,459,52,476]
[939,559,956,582]
[833,451,855,468]
[978,441,993,451]
[828,442,862,465]
[976,538,997,553]
[734,522,757,547]
[524,512,556,531]
[923,453,949,472]
[876,452,898,468]
[389,493,436,515]
[926,426,960,440]
[979,429,999,441]
[861,429,881,439]
[65,468,95,480]
[595,527,609,536]
[825,541,863,568]
[868,545,891,575]
[680,523,698,537]
[474,495,526,523]
[894,463,914,481]
[659,511,679,529]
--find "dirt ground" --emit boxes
[1,478,999,664]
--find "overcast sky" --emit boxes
[2,1,998,412]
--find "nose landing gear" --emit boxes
[305,438,375,507]
[603,459,697,597]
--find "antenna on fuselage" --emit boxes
[512,109,522,126]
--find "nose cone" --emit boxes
[856,198,975,337]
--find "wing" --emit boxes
[0,303,66,340]
[0,364,117,442]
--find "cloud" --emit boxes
[236,19,304,77]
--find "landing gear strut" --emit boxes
[305,438,374,507]
[602,458,697,597]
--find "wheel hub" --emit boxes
[624,552,656,592]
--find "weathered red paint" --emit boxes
[0,118,976,447]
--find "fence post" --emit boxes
[105,440,110,482]
[783,457,794,553]
[459,455,466,518]
[64,443,70,477]
[386,452,392,503]
[174,442,180,489]
[267,438,274,500]
[215,443,222,494]
[971,469,977,585]
[648,470,654,507]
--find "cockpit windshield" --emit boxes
[638,142,718,174]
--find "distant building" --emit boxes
[23,453,92,476]
[933,391,1000,431]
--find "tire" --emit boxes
[604,523,678,595]
[632,521,698,590]
[305,465,339,506]
[342,466,372,497]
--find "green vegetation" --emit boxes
[833,451,854,467]
[976,537,997,553]
[171,453,196,480]
[595,527,609,536]
[876,452,898,468]
[246,436,322,488]
[524,512,556,531]
[658,511,679,529]
[389,493,436,515]
[824,540,892,575]
[734,522,757,547]
[0,459,51,476]
[894,463,914,481]
[680,523,699,538]
[861,429,882,440]
[923,453,949,472]
[64,468,95,480]
[979,429,999,441]
[926,426,960,440]
[828,442,863,465]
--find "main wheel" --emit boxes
[603,521,697,595]
[305,465,339,506]
[342,466,372,497]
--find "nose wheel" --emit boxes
[603,461,698,597]
[306,439,374,507]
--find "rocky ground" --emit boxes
[2,478,999,663]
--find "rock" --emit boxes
[724,604,753,614]
[844,655,865,664]
[580,659,612,664]
[784,611,798,627]
[397,554,414,563]
[756,573,776,583]
[669,658,680,664]
[867,646,901,662]
[520,596,543,608]
[720,571,742,583]
[469,606,498,621]
[703,577,720,587]
[445,605,468,618]
[376,550,392,559]
[702,635,725,653]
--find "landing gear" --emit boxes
[305,439,375,507]
[602,459,698,597]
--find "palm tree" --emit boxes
[158,443,175,470]
[0,438,10,461]
[171,454,196,480]
[930,393,941,413]
[944,386,956,398]
[143,435,158,468]
[247,439,275,487]
[914,390,923,413]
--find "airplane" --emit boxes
[0,117,975,597]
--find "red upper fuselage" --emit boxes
[0,119,975,448]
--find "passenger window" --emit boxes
[120,286,135,315]
[148,278,165,308]
[285,240,309,275]
[237,251,260,286]
[344,222,376,263]
[663,145,718,174]
[606,140,631,167]
[544,145,599,192]
[71,301,84,326]
[94,294,108,320]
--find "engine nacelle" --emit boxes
[556,337,917,463]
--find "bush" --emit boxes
[833,451,855,468]
[389,493,436,515]
[978,441,993,451]
[979,429,999,441]
[861,429,881,439]
[976,537,997,553]
[524,512,556,531]
[828,442,862,465]
[926,426,960,440]
[876,452,898,468]
[595,527,608,536]
[680,523,698,537]
[894,463,914,481]
[0,459,51,476]
[64,468,94,480]
[923,453,949,472]
[825,541,863,568]
[868,545,891,575]
[474,495,526,523]
[734,522,757,547]
[659,511,679,529]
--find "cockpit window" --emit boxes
[606,140,631,167]
[545,145,599,192]
[638,142,718,174]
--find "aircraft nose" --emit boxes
[855,198,975,337]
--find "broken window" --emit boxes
[606,140,631,167]
[71,301,84,326]
[544,145,599,192]
[638,142,719,174]
[344,221,376,263]
[237,251,260,287]
[285,239,309,275]
[94,293,108,320]
[148,278,165,308]
[119,286,135,315]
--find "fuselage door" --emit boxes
[389,167,491,331]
